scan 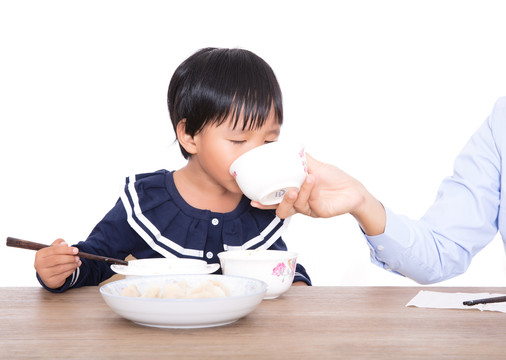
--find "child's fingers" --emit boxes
[252,194,296,219]
[40,265,78,289]
[51,238,69,246]
[250,201,277,210]
[35,253,81,289]
[46,239,79,256]
[253,174,316,218]
[34,238,81,289]
[43,260,79,275]
[35,241,80,271]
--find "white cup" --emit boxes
[217,249,298,299]
[229,141,307,205]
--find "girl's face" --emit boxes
[192,111,281,195]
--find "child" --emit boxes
[34,47,311,292]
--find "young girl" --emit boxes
[34,47,311,292]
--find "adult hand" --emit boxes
[251,153,386,235]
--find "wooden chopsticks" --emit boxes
[6,237,128,266]
[463,295,506,306]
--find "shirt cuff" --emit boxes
[293,263,312,285]
[363,207,414,273]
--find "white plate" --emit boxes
[100,274,267,328]
[110,258,220,277]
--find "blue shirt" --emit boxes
[365,97,506,284]
[39,170,311,292]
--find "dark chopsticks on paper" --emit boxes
[463,295,506,306]
[6,237,128,266]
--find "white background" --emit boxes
[2,0,506,287]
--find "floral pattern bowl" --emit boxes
[217,250,298,299]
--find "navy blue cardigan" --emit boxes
[38,170,311,292]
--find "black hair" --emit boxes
[167,47,283,159]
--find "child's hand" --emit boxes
[34,239,81,289]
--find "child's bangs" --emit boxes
[210,48,283,131]
[224,91,282,131]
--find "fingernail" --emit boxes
[72,247,79,254]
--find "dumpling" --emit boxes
[187,280,228,298]
[143,285,161,298]
[121,284,141,297]
[121,279,230,299]
[210,280,230,296]
[160,281,189,299]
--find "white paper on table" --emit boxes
[406,290,506,313]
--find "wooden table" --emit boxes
[2,286,506,359]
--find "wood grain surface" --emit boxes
[2,286,506,359]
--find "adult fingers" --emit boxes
[275,190,298,219]
[290,174,316,216]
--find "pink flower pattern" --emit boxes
[299,150,307,173]
[272,262,286,277]
[272,260,297,283]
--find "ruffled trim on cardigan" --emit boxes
[120,170,288,259]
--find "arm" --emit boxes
[367,114,501,284]
[253,153,387,235]
[36,199,137,292]
[254,100,504,284]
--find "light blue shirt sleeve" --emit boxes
[365,100,503,284]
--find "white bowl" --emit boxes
[110,258,220,278]
[217,250,298,299]
[100,274,267,328]
[229,141,307,205]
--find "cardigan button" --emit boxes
[211,218,219,226]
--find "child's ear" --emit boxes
[176,119,197,156]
